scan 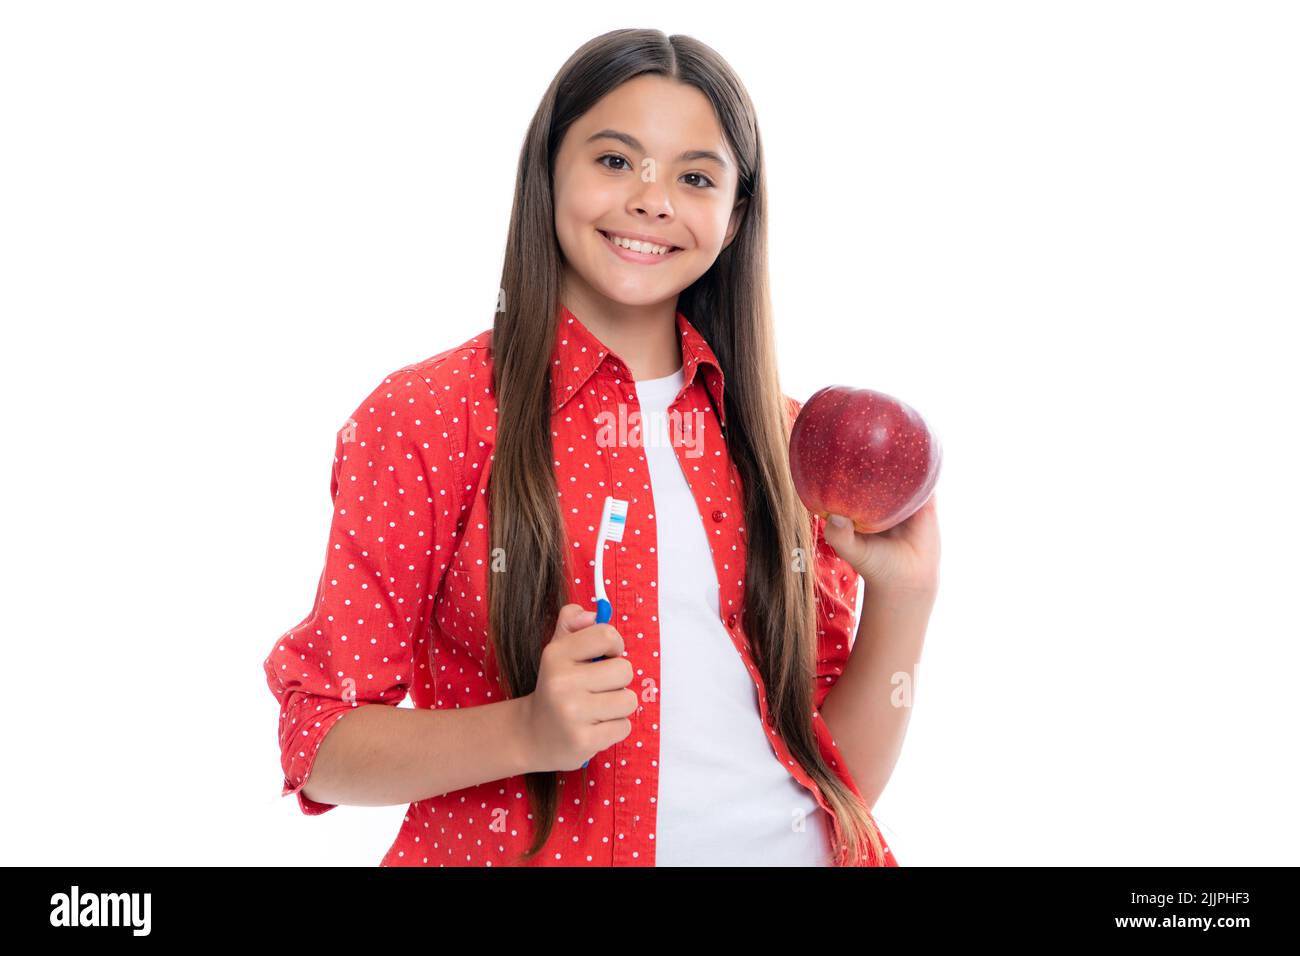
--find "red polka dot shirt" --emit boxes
[263,304,897,866]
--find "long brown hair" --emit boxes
[488,27,887,866]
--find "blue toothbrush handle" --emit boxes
[581,598,614,768]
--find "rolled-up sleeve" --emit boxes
[263,366,456,814]
[810,510,862,713]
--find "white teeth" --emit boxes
[604,231,674,255]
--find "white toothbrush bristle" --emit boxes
[603,496,629,542]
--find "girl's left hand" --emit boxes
[822,491,941,598]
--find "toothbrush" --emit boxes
[593,495,627,625]
[583,495,628,768]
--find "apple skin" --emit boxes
[790,385,941,534]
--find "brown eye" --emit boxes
[682,172,716,189]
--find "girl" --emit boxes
[264,28,940,867]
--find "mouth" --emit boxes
[598,228,684,263]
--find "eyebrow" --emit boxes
[585,129,729,170]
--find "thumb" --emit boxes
[559,604,598,633]
[822,512,866,570]
[826,513,852,530]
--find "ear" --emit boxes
[721,198,748,251]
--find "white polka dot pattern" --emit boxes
[262,304,897,867]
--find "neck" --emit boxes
[561,274,683,381]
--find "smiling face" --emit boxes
[552,73,746,309]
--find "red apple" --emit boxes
[790,385,941,534]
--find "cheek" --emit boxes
[553,192,597,253]
[679,211,727,252]
[557,168,620,221]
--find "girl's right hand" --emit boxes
[520,603,638,772]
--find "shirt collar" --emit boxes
[550,304,727,428]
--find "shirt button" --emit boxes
[727,612,738,628]
[711,510,724,522]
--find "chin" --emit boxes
[597,285,671,308]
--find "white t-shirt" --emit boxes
[634,365,831,866]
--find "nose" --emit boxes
[628,178,673,219]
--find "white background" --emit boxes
[3,1,1297,866]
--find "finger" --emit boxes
[580,656,634,693]
[557,604,598,634]
[560,621,626,663]
[824,513,853,547]
[822,513,844,546]
[586,686,638,722]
